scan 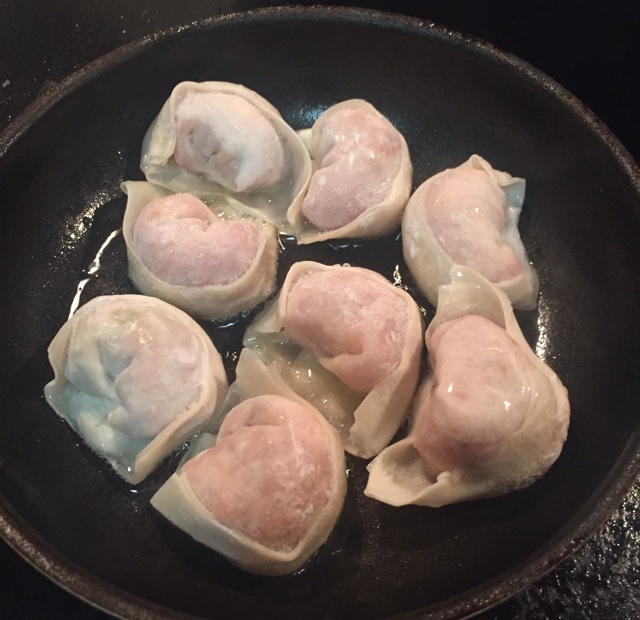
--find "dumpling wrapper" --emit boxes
[365,267,570,507]
[243,261,423,458]
[122,181,278,320]
[151,367,347,576]
[402,155,539,310]
[44,295,227,484]
[289,99,412,244]
[140,81,311,232]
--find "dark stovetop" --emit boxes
[1,2,639,619]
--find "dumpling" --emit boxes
[150,384,346,576]
[365,267,569,507]
[243,261,423,458]
[44,295,227,484]
[402,155,538,309]
[121,181,278,320]
[289,100,412,243]
[140,81,311,231]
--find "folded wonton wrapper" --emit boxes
[140,81,311,233]
[151,349,346,576]
[402,155,539,310]
[365,267,569,507]
[44,294,228,484]
[290,99,412,244]
[121,180,278,320]
[242,261,423,458]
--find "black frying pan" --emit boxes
[2,7,640,619]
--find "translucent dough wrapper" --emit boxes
[365,267,569,507]
[402,155,539,309]
[151,361,347,576]
[290,99,413,244]
[140,81,312,231]
[242,261,423,458]
[121,181,278,320]
[44,295,228,484]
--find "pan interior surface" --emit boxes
[1,8,640,620]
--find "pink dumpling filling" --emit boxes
[132,193,260,287]
[181,395,334,552]
[414,315,533,474]
[283,268,407,393]
[302,107,403,231]
[424,167,523,283]
[173,91,287,192]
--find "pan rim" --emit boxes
[1,5,640,619]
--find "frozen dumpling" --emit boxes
[151,391,346,576]
[289,100,412,243]
[402,155,538,309]
[122,181,278,320]
[365,267,569,507]
[172,91,287,192]
[243,261,423,458]
[140,81,311,231]
[44,295,227,484]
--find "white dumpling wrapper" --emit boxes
[140,81,311,232]
[44,295,227,484]
[402,155,538,309]
[365,267,569,507]
[121,181,278,320]
[243,261,423,458]
[289,99,412,244]
[151,362,346,576]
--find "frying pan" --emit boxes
[2,6,640,619]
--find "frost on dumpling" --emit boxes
[122,181,278,320]
[289,100,412,244]
[140,81,311,231]
[172,91,288,193]
[150,379,346,576]
[365,267,569,507]
[44,295,227,484]
[402,155,538,309]
[242,261,423,458]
